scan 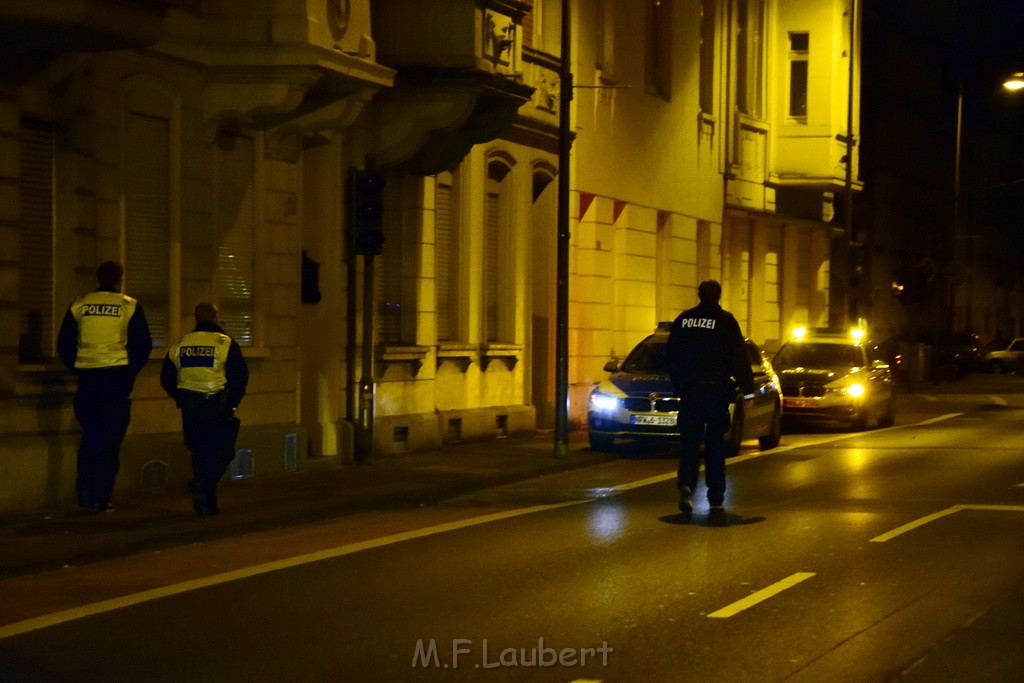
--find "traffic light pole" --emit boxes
[356,253,375,461]
[554,0,572,459]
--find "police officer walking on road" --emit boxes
[161,302,249,515]
[58,261,153,513]
[665,280,755,521]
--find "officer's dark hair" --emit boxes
[194,301,219,324]
[96,261,124,290]
[697,279,722,303]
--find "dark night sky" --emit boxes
[860,0,1024,251]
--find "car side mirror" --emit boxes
[604,360,619,373]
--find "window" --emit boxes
[789,32,809,119]
[213,132,255,346]
[646,0,673,99]
[484,160,512,342]
[435,172,455,341]
[124,110,171,346]
[699,0,716,114]
[736,0,764,117]
[18,121,55,363]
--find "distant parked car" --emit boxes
[983,337,1024,374]
[877,331,984,382]
[587,326,783,452]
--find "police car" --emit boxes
[772,326,896,430]
[587,325,783,452]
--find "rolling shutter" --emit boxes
[124,111,170,346]
[18,121,55,362]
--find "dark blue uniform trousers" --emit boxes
[73,369,132,510]
[677,383,734,507]
[179,391,239,514]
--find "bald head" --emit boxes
[194,302,219,325]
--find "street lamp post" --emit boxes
[554,0,572,459]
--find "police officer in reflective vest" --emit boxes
[161,302,249,515]
[665,280,755,519]
[57,261,153,513]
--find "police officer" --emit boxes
[665,280,755,519]
[57,261,153,513]
[161,302,249,515]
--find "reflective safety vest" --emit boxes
[71,291,138,369]
[168,330,230,395]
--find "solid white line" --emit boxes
[915,413,962,425]
[609,413,961,493]
[869,506,963,543]
[0,501,580,640]
[0,413,965,639]
[870,504,1024,543]
[707,572,816,618]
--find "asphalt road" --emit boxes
[2,386,1024,682]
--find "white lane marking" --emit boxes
[870,504,1024,543]
[609,413,962,493]
[707,572,816,618]
[915,413,961,425]
[1015,483,1024,488]
[0,501,580,640]
[989,395,1008,406]
[0,412,964,639]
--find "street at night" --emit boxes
[2,376,1023,681]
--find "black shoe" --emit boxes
[190,482,219,516]
[708,505,728,526]
[83,502,114,514]
[677,487,694,514]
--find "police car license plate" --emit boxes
[785,398,817,408]
[632,415,676,426]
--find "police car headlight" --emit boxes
[590,393,620,412]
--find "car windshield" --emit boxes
[619,338,764,373]
[621,339,669,372]
[774,342,864,368]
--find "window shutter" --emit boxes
[19,121,55,362]
[485,191,499,342]
[436,180,452,341]
[214,134,255,346]
[124,112,170,346]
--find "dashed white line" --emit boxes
[707,572,816,618]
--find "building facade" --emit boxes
[0,0,860,511]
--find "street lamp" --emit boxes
[1003,72,1024,91]
[953,72,1024,334]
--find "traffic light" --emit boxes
[348,168,385,256]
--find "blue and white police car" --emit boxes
[587,325,783,453]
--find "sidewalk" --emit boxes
[0,431,616,579]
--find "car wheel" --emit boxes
[990,360,1005,374]
[758,402,782,450]
[877,391,896,428]
[851,408,868,431]
[588,432,615,452]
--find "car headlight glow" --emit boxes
[846,383,865,398]
[590,393,620,412]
